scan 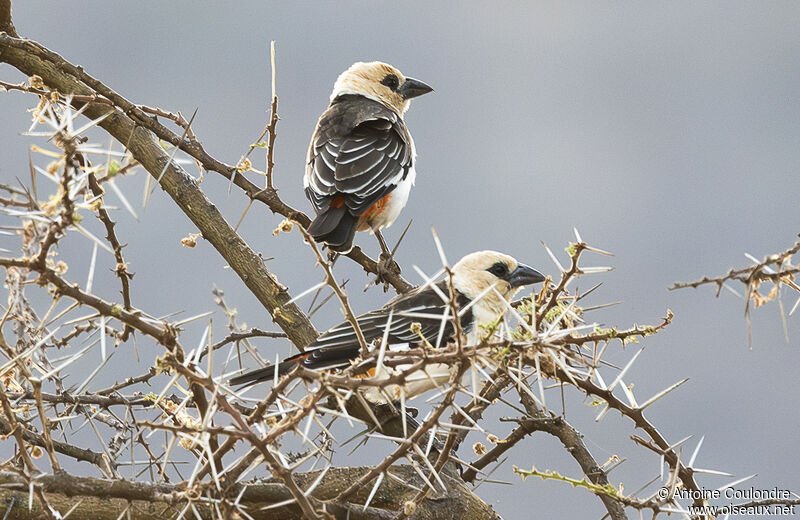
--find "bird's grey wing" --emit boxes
[309,281,473,353]
[305,96,413,215]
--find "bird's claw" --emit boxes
[377,252,401,286]
[368,252,401,291]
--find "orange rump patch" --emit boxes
[359,193,392,221]
[353,367,377,379]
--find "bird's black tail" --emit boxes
[228,353,304,387]
[307,205,359,253]
[229,345,361,387]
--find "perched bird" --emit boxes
[230,251,545,401]
[304,61,433,254]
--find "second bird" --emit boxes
[305,62,433,254]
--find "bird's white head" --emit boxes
[452,251,546,325]
[330,61,433,115]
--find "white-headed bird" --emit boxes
[304,61,433,254]
[230,251,545,400]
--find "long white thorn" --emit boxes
[687,435,704,468]
[173,311,214,328]
[40,340,94,381]
[362,471,384,510]
[668,435,694,451]
[639,378,689,410]
[541,241,565,273]
[534,353,546,407]
[424,424,437,458]
[400,387,408,438]
[303,464,330,497]
[405,456,438,493]
[85,242,98,293]
[284,280,327,307]
[375,309,394,376]
[71,112,111,136]
[543,298,578,337]
[411,265,445,293]
[108,178,138,220]
[692,467,733,477]
[260,498,297,511]
[619,378,637,407]
[790,294,800,316]
[413,443,446,491]
[491,286,536,337]
[580,266,615,274]
[73,224,114,254]
[715,473,757,492]
[430,227,449,267]
[505,366,543,407]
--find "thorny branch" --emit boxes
[295,224,370,357]
[670,235,800,294]
[86,171,134,340]
[0,9,795,520]
[671,235,800,346]
[0,30,321,349]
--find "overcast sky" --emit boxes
[2,2,799,518]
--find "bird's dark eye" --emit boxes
[381,74,400,91]
[487,262,509,278]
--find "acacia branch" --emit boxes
[0,0,17,37]
[0,257,177,347]
[670,235,800,293]
[0,32,320,349]
[515,389,627,520]
[0,465,499,520]
[296,224,370,356]
[0,406,107,470]
[86,172,133,324]
[199,328,287,361]
[564,369,704,509]
[167,359,324,519]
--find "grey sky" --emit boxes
[2,2,799,518]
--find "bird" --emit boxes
[229,251,546,401]
[304,61,433,255]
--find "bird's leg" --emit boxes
[375,230,391,257]
[372,230,401,290]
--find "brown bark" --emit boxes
[0,0,17,37]
[0,467,501,520]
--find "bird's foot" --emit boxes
[326,250,339,265]
[370,252,401,291]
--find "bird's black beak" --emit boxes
[505,264,546,288]
[399,77,434,99]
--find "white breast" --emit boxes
[368,166,416,232]
[362,359,455,403]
